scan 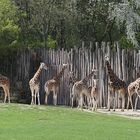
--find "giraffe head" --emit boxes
[92,68,98,76]
[69,71,74,76]
[40,62,48,70]
[62,63,68,69]
[69,71,76,80]
[104,55,110,61]
[104,55,110,67]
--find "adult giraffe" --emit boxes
[29,62,48,105]
[44,64,68,105]
[127,78,140,111]
[105,55,127,111]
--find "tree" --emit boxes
[14,0,78,48]
[109,0,140,47]
[0,0,19,47]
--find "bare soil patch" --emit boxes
[84,108,140,120]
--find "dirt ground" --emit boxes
[84,108,140,120]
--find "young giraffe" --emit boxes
[0,74,10,103]
[105,55,127,111]
[44,64,68,105]
[29,62,48,105]
[90,79,99,111]
[71,69,97,109]
[69,71,78,106]
[127,78,140,111]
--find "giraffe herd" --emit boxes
[71,69,97,109]
[0,55,140,112]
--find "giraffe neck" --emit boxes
[82,71,95,84]
[53,67,66,82]
[71,75,77,83]
[106,60,118,82]
[69,74,77,85]
[33,67,42,81]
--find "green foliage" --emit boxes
[0,0,19,48]
[136,32,140,44]
[47,35,56,49]
[0,19,19,46]
[0,0,138,49]
[120,36,134,49]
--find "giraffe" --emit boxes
[71,69,97,109]
[0,74,10,103]
[29,62,48,105]
[105,55,127,111]
[127,78,140,111]
[68,71,78,106]
[44,64,68,105]
[90,79,99,111]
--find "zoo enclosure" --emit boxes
[0,42,140,108]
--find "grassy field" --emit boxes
[0,104,140,140]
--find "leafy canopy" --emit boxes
[0,0,19,47]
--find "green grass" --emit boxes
[0,104,140,140]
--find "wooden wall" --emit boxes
[0,42,140,108]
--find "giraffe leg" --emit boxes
[89,97,93,110]
[53,92,57,106]
[134,96,138,111]
[127,96,133,111]
[121,94,125,112]
[127,96,130,110]
[80,94,83,110]
[107,91,111,111]
[92,97,96,111]
[5,87,10,103]
[30,88,34,105]
[3,87,7,103]
[7,88,10,103]
[113,92,116,111]
[130,96,134,111]
[89,96,93,110]
[37,92,40,105]
[71,94,74,108]
[87,96,90,109]
[4,94,7,103]
[70,86,72,106]
[45,95,48,105]
[95,98,98,111]
[44,88,49,105]
[34,92,37,105]
[127,89,133,110]
[77,96,81,109]
[31,94,34,105]
[71,84,76,108]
